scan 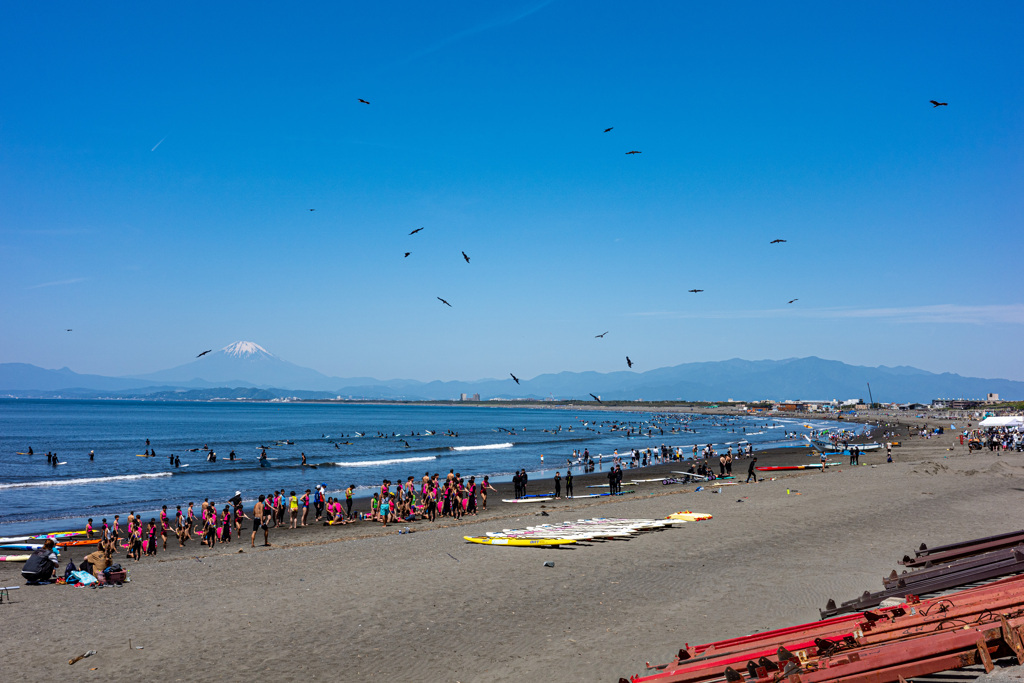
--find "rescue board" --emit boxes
[464,536,575,546]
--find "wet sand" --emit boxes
[3,412,1021,681]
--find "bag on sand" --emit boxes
[64,559,77,578]
[72,570,97,586]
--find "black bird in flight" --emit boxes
[595,331,609,338]
[603,127,613,133]
[309,208,315,211]
[787,298,798,304]
[930,100,948,107]
[410,227,424,235]
[688,289,703,293]
[625,150,642,155]
[404,252,411,258]
[358,98,370,105]
[510,373,520,385]
[66,329,72,332]
[196,350,212,358]
[770,239,786,244]
[589,393,602,403]
[462,251,470,263]
[437,297,452,307]
[626,356,633,369]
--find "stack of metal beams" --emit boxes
[621,573,1024,683]
[822,529,1024,618]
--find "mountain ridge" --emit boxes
[1,343,1021,403]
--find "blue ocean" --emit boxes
[0,400,853,534]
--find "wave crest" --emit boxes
[0,472,173,490]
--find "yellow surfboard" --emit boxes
[463,536,576,547]
[667,511,712,521]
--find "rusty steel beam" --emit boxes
[902,532,1024,568]
[822,551,1024,618]
[914,529,1024,559]
[885,545,1024,589]
[800,648,982,683]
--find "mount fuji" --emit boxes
[128,341,350,391]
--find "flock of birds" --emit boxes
[171,97,948,397]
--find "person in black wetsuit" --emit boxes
[21,539,60,584]
[553,472,561,499]
[746,457,758,483]
[565,470,573,498]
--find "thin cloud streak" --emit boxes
[151,136,167,152]
[26,277,89,290]
[634,304,1024,325]
[403,0,554,64]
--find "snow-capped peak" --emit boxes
[220,341,273,359]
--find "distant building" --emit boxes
[987,393,1001,403]
[932,398,982,410]
[460,393,467,401]
[460,393,480,401]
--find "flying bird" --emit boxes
[688,289,703,293]
[66,329,72,332]
[930,100,948,107]
[603,127,613,133]
[625,150,642,155]
[437,297,452,307]
[462,251,470,263]
[404,252,411,258]
[589,393,602,403]
[595,331,609,338]
[770,239,787,244]
[196,350,212,358]
[626,356,633,369]
[510,373,520,385]
[309,208,315,211]
[787,298,798,304]
[409,227,424,235]
[358,98,370,105]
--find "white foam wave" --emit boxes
[450,442,513,452]
[0,472,173,490]
[329,456,437,468]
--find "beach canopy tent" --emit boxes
[978,416,1024,429]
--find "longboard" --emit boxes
[464,536,575,546]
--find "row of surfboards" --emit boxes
[500,490,635,503]
[463,513,711,546]
[0,528,101,561]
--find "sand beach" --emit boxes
[2,412,1022,681]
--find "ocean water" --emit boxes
[0,400,853,534]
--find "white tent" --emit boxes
[978,416,1024,428]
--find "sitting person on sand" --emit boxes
[21,539,60,584]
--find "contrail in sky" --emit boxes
[151,136,167,152]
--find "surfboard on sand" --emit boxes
[0,554,30,562]
[464,536,575,547]
[501,497,554,504]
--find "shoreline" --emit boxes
[2,410,1018,682]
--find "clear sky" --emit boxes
[2,2,1022,382]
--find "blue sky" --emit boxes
[2,1,1022,381]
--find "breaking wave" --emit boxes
[0,473,173,490]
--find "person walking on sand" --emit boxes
[251,495,269,547]
[553,471,561,499]
[480,475,497,509]
[746,457,758,483]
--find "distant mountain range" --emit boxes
[1,341,1021,403]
